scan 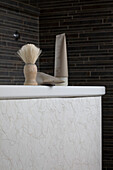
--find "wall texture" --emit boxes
[39,0,113,169]
[0,0,39,84]
[19,0,39,7]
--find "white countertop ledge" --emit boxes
[0,85,105,99]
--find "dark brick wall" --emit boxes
[0,0,39,84]
[19,0,39,7]
[39,0,113,169]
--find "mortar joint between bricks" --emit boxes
[80,6,82,11]
[78,33,79,38]
[98,45,100,50]
[102,18,104,24]
[67,26,69,30]
[89,71,91,77]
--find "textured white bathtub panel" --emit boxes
[0,97,101,170]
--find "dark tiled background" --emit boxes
[0,0,39,84]
[0,0,113,169]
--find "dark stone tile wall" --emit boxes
[39,0,113,169]
[0,0,39,84]
[19,0,39,7]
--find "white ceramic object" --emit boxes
[0,85,105,99]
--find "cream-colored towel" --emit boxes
[37,72,64,85]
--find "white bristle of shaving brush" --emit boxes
[17,44,41,64]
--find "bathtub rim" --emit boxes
[0,85,105,99]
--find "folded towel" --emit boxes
[37,72,64,85]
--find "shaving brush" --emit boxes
[17,44,41,85]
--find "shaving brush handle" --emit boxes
[24,64,38,85]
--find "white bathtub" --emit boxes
[0,86,105,170]
[0,85,105,99]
